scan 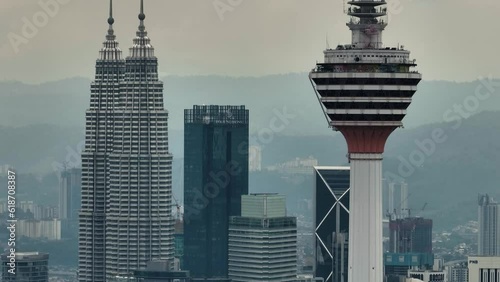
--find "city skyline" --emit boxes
[1,0,499,281]
[1,0,499,83]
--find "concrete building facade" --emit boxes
[228,194,297,282]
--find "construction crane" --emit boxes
[421,202,428,212]
[386,191,412,220]
[172,196,182,222]
[415,202,428,217]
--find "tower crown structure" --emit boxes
[100,0,121,61]
[309,2,422,282]
[130,0,154,58]
[310,0,421,154]
[347,0,388,49]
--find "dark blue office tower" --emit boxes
[183,105,249,279]
[314,166,350,282]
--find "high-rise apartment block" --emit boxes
[59,168,81,238]
[59,168,82,221]
[249,145,262,172]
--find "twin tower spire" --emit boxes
[102,0,152,60]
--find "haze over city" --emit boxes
[1,0,500,282]
[0,0,499,82]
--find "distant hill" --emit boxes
[1,75,499,135]
[0,111,498,231]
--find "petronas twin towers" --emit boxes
[79,1,173,281]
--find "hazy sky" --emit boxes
[0,0,498,83]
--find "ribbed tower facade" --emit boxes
[309,1,422,282]
[79,1,125,281]
[106,0,174,278]
[79,1,174,281]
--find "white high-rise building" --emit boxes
[478,194,500,256]
[249,145,262,172]
[78,1,173,281]
[229,194,297,282]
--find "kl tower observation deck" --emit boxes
[309,1,421,282]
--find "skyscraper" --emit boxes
[183,105,249,278]
[313,166,350,282]
[228,194,297,282]
[59,168,81,238]
[59,168,82,221]
[309,1,422,281]
[478,194,500,256]
[79,1,125,280]
[79,1,174,280]
[385,181,410,219]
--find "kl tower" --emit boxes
[309,1,421,282]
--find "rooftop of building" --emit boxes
[1,252,49,260]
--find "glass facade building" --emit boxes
[59,168,81,238]
[1,252,49,282]
[183,105,249,278]
[313,166,350,282]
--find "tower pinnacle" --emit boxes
[101,0,121,60]
[129,0,154,58]
[139,0,145,21]
[108,0,114,25]
[106,0,115,41]
[136,0,147,37]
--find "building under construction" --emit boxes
[389,217,433,254]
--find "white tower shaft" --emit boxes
[348,153,384,282]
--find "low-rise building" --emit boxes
[1,252,49,282]
[468,256,500,282]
